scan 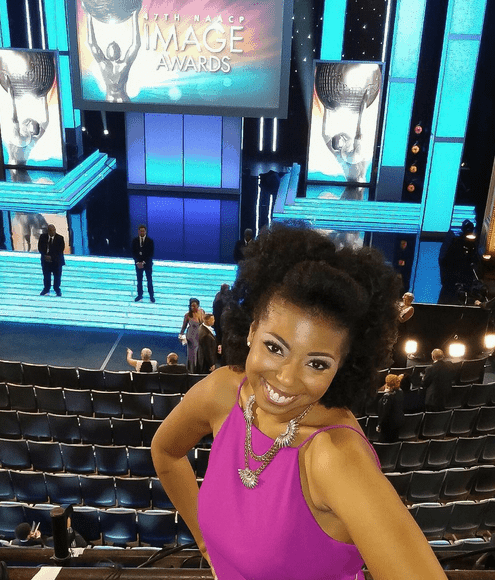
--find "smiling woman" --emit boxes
[151,222,449,580]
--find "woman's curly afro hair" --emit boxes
[221,222,401,409]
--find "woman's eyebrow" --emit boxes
[307,351,335,360]
[267,332,290,350]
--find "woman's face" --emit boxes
[246,297,349,421]
[190,301,199,313]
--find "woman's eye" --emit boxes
[265,341,283,355]
[309,360,329,371]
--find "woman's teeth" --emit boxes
[266,382,295,404]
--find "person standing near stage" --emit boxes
[421,348,456,411]
[233,228,253,263]
[179,298,205,373]
[38,224,65,297]
[198,313,217,374]
[132,224,155,303]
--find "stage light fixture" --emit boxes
[465,233,476,240]
[414,123,423,135]
[103,129,109,135]
[482,254,492,260]
[484,334,495,350]
[406,183,416,193]
[448,338,466,359]
[409,163,418,174]
[405,340,418,355]
[411,143,420,155]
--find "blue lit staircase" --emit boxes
[0,252,236,333]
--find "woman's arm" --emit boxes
[126,348,137,369]
[307,430,448,580]
[179,314,189,335]
[151,366,239,557]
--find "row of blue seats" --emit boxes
[0,385,182,418]
[0,360,205,393]
[373,435,495,472]
[386,465,495,504]
[0,501,193,547]
[0,438,210,478]
[360,407,495,442]
[0,470,181,510]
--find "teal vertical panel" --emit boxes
[126,112,145,185]
[59,55,76,129]
[0,0,10,47]
[54,0,69,51]
[451,0,486,33]
[320,0,346,60]
[145,114,184,186]
[411,241,442,304]
[389,0,427,78]
[436,40,480,137]
[381,82,416,167]
[422,142,463,233]
[45,0,58,49]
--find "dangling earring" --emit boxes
[247,340,251,347]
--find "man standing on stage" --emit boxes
[132,224,155,302]
[38,224,65,297]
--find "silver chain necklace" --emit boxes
[238,394,314,489]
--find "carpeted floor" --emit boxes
[0,321,183,371]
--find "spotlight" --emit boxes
[465,233,476,241]
[484,334,495,350]
[82,126,86,132]
[409,163,418,174]
[448,340,466,359]
[103,129,109,135]
[411,142,420,155]
[482,254,492,261]
[406,183,416,193]
[414,124,423,135]
[405,340,418,355]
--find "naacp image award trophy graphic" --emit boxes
[0,50,56,175]
[82,0,142,103]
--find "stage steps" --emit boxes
[0,251,236,333]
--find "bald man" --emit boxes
[421,349,456,411]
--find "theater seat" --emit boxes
[72,506,101,544]
[0,501,27,540]
[80,474,116,508]
[446,500,487,538]
[10,470,47,504]
[439,467,479,503]
[138,509,176,547]
[412,502,452,540]
[407,470,446,504]
[466,383,492,408]
[100,507,137,547]
[424,438,457,471]
[115,476,151,509]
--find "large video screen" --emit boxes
[68,0,293,118]
[0,49,65,170]
[307,61,383,199]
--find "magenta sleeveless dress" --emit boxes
[197,380,380,580]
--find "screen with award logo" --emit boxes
[0,48,65,170]
[67,0,293,118]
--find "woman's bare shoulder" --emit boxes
[186,366,245,418]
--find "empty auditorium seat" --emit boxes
[92,390,122,418]
[0,501,27,540]
[407,470,446,504]
[132,372,160,393]
[412,502,452,540]
[0,438,31,470]
[365,415,379,443]
[0,383,9,410]
[10,470,48,504]
[94,445,128,476]
[439,467,479,503]
[45,472,82,505]
[447,408,479,437]
[34,386,66,414]
[115,476,151,509]
[480,434,495,464]
[0,361,23,385]
[100,507,137,546]
[446,500,487,538]
[112,418,142,447]
[0,410,21,439]
[47,413,81,443]
[7,383,37,412]
[471,465,495,501]
[72,505,101,544]
[458,358,487,385]
[17,411,51,441]
[48,365,79,389]
[28,440,64,472]
[396,440,429,472]
[445,385,470,410]
[78,368,105,390]
[474,406,495,436]
[128,446,155,477]
[103,371,132,392]
[479,498,495,535]
[141,419,162,447]
[398,412,423,441]
[0,470,14,501]
[64,388,93,416]
[21,362,50,387]
[159,373,188,394]
[80,474,116,507]
[79,416,113,446]
[373,442,401,473]
[466,383,493,408]
[424,438,457,471]
[385,471,412,500]
[60,443,96,474]
[451,436,487,468]
[121,392,152,419]
[420,411,452,439]
[152,393,181,420]
[151,477,174,510]
[138,509,176,547]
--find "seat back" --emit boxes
[152,393,181,420]
[474,406,495,436]
[99,508,137,546]
[0,410,21,439]
[79,416,113,446]
[421,410,452,439]
[7,383,37,412]
[72,505,101,543]
[94,445,128,476]
[0,361,23,385]
[45,472,82,505]
[28,440,64,472]
[18,411,51,441]
[10,470,48,503]
[458,358,487,385]
[0,501,27,540]
[0,469,15,501]
[141,419,161,447]
[92,390,122,418]
[471,465,495,500]
[398,412,423,441]
[407,470,446,504]
[80,474,117,507]
[466,383,493,408]
[159,372,188,394]
[0,438,31,470]
[150,477,173,509]
[48,365,80,389]
[112,418,142,447]
[47,413,81,443]
[0,383,10,410]
[60,443,96,474]
[21,363,50,387]
[445,385,470,409]
[133,372,161,393]
[78,368,106,390]
[385,471,412,500]
[412,502,452,540]
[128,446,155,477]
[451,435,487,468]
[448,408,480,437]
[446,500,487,538]
[424,438,457,471]
[34,386,66,414]
[396,440,429,471]
[440,466,479,502]
[121,392,152,419]
[103,371,132,392]
[137,509,176,547]
[115,476,151,509]
[64,388,93,416]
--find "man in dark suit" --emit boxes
[198,314,217,373]
[158,352,188,374]
[421,349,456,411]
[132,224,155,302]
[233,228,253,263]
[38,224,65,297]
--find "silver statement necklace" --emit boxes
[238,394,314,489]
